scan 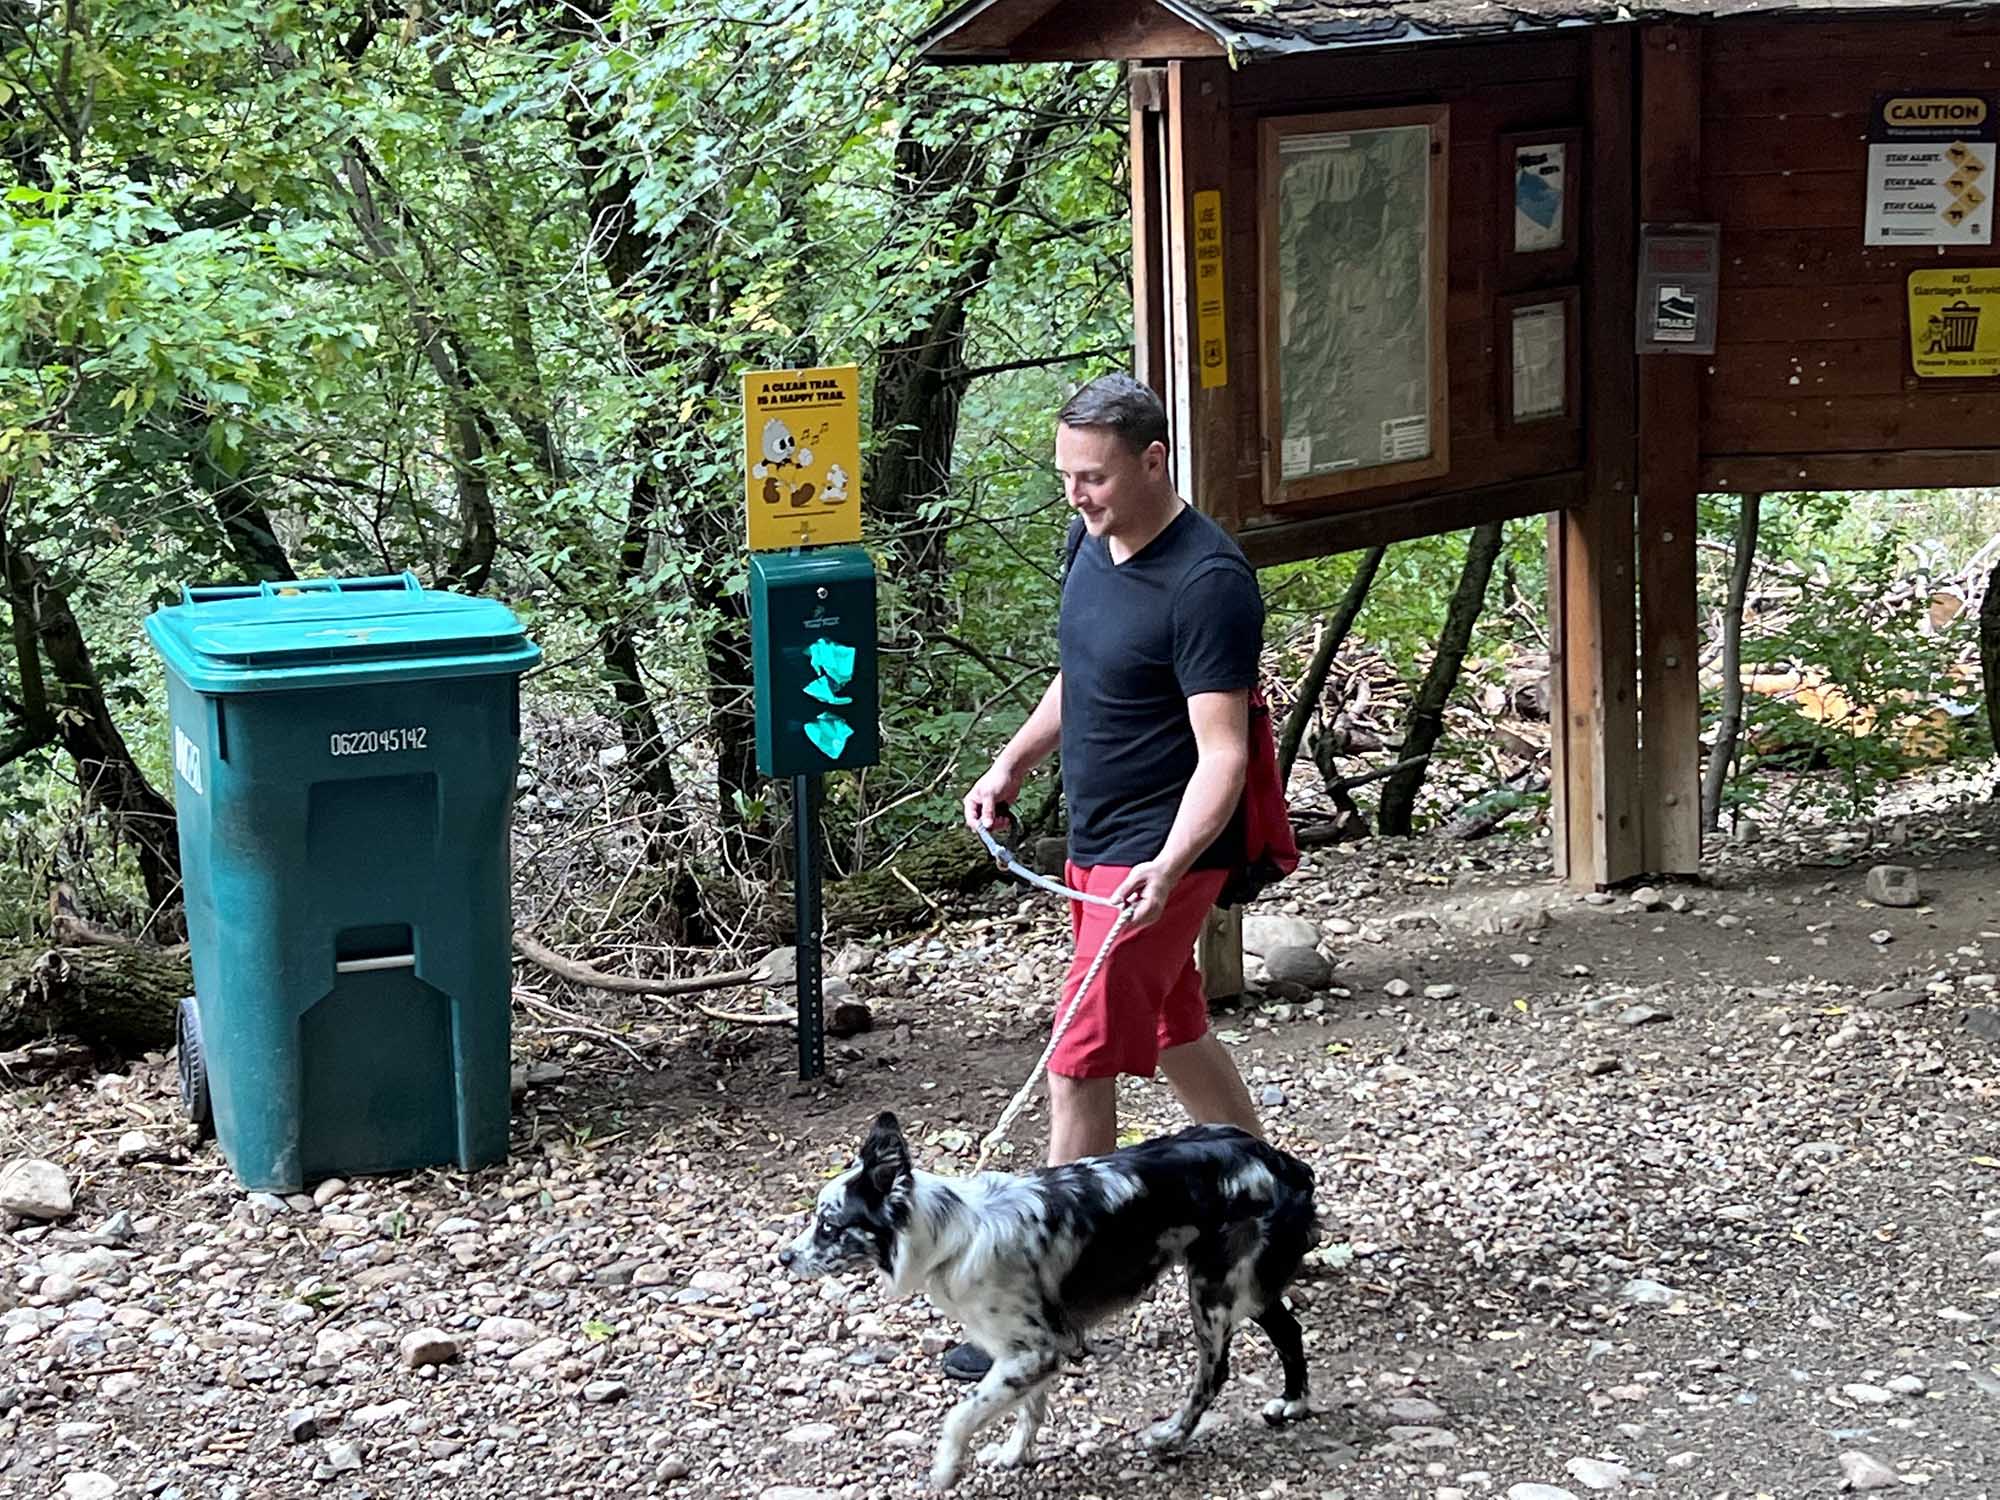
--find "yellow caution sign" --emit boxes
[743,365,862,551]
[1192,190,1228,390]
[1909,269,2000,377]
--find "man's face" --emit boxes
[1055,423,1167,541]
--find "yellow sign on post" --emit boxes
[1909,268,2000,377]
[744,365,862,550]
[1193,190,1228,389]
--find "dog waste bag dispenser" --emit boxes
[144,572,540,1192]
[749,547,880,778]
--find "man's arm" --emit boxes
[1110,688,1248,924]
[964,672,1063,831]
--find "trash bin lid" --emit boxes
[144,572,542,694]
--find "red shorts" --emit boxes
[1048,862,1229,1080]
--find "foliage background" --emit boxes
[0,1,1990,944]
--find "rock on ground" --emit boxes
[0,1157,73,1219]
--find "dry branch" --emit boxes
[512,932,762,997]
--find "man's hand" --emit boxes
[964,760,1023,833]
[1110,858,1183,927]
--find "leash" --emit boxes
[970,819,1134,1173]
[974,820,1123,910]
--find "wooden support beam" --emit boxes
[1552,27,1644,889]
[1237,471,1583,568]
[924,0,1225,63]
[1636,23,1704,876]
[1131,67,1169,398]
[1165,57,1235,517]
[1700,448,2000,492]
[1194,904,1245,1008]
[1164,57,1247,998]
[1006,0,1227,62]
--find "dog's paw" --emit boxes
[926,1460,963,1493]
[1139,1419,1190,1454]
[1261,1396,1311,1426]
[977,1440,1029,1470]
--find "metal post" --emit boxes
[792,771,825,1080]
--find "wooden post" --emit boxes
[1165,58,1233,511]
[1636,23,1704,876]
[1551,27,1644,889]
[1131,66,1169,398]
[1165,57,1247,999]
[1195,904,1245,1005]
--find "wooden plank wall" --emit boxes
[1700,17,2000,487]
[1219,38,1594,563]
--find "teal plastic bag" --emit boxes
[804,713,854,759]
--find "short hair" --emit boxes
[1057,374,1169,457]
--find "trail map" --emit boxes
[1274,123,1435,482]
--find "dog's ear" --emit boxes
[859,1112,910,1197]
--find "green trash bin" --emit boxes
[144,572,541,1191]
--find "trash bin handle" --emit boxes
[180,582,262,606]
[335,953,417,974]
[179,572,424,607]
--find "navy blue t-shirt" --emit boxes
[1059,505,1264,869]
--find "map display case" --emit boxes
[1259,105,1450,504]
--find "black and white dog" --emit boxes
[779,1113,1318,1490]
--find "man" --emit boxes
[950,374,1265,1380]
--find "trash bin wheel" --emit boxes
[176,997,214,1140]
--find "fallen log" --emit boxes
[0,943,193,1054]
[822,826,998,936]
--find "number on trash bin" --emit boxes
[328,727,430,757]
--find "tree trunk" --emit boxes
[0,943,191,1053]
[869,79,982,618]
[1376,522,1507,837]
[868,79,1079,618]
[1278,544,1386,785]
[561,3,780,871]
[554,22,701,833]
[180,404,296,583]
[1702,492,1762,832]
[0,530,181,920]
[600,445,686,826]
[436,402,499,595]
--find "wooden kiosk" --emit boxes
[920,0,2000,891]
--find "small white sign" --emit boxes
[1510,300,1568,420]
[1380,414,1430,462]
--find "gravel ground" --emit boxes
[3,787,2000,1500]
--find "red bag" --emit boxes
[1216,683,1301,909]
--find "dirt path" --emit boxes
[3,798,1998,1499]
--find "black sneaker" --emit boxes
[941,1342,992,1382]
